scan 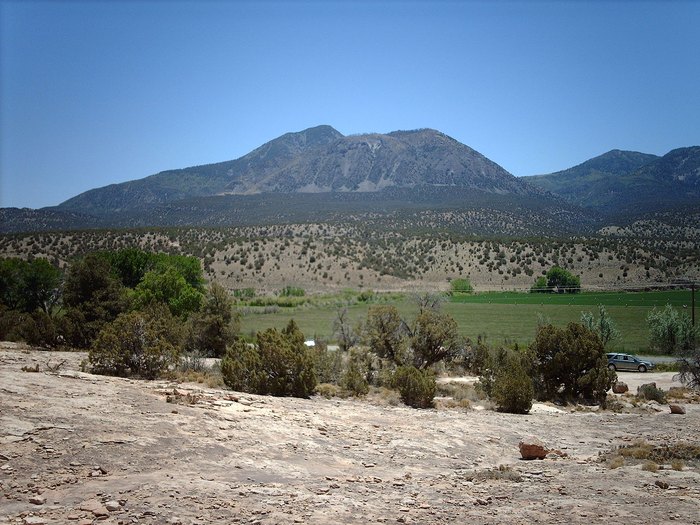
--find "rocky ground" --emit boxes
[1,343,699,525]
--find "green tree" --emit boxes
[220,338,262,393]
[101,248,154,288]
[339,350,370,396]
[61,254,129,348]
[365,305,408,365]
[0,257,61,313]
[545,266,581,294]
[133,266,203,318]
[450,278,473,294]
[392,365,436,408]
[23,258,62,314]
[0,258,25,310]
[647,304,697,355]
[88,304,182,379]
[580,305,620,349]
[409,310,461,369]
[186,283,239,357]
[221,320,316,398]
[490,351,534,414]
[647,304,699,388]
[531,276,548,293]
[530,322,615,405]
[153,253,205,291]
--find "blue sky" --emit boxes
[1,0,699,209]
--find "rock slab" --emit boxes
[519,437,549,460]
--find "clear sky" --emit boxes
[1,0,699,209]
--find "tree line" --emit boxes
[1,250,698,410]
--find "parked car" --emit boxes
[606,353,655,373]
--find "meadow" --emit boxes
[240,290,695,354]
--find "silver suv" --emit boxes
[606,353,654,373]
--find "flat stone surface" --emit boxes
[1,345,699,525]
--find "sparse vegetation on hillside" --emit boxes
[1,223,697,294]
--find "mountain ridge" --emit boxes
[524,146,700,211]
[3,126,699,234]
[58,125,541,214]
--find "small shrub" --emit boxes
[653,361,680,373]
[280,286,305,297]
[619,440,654,460]
[0,307,24,342]
[373,386,402,407]
[637,383,667,404]
[233,288,256,300]
[312,341,343,384]
[467,465,522,482]
[671,459,685,471]
[315,383,342,399]
[220,338,262,393]
[608,455,625,469]
[172,369,224,388]
[491,354,534,414]
[450,278,473,294]
[641,460,659,472]
[221,320,316,398]
[436,381,477,402]
[17,310,58,349]
[88,304,181,379]
[667,387,693,400]
[340,358,370,397]
[393,365,436,409]
[357,290,375,302]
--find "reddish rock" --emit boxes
[612,381,629,394]
[519,437,549,460]
[670,404,686,415]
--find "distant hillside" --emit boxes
[525,147,700,212]
[58,125,542,215]
[0,188,599,237]
[0,207,102,233]
[525,149,658,207]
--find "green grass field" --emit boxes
[240,290,696,354]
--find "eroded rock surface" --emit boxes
[1,343,699,525]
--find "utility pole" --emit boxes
[692,282,696,327]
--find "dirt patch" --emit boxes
[1,343,699,525]
[613,371,685,392]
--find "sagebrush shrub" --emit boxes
[221,320,316,398]
[393,365,436,409]
[491,354,534,414]
[637,383,667,403]
[340,358,369,396]
[89,304,181,379]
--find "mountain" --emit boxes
[525,147,700,212]
[629,146,700,205]
[58,126,541,214]
[524,149,659,207]
[222,128,536,196]
[58,125,344,213]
